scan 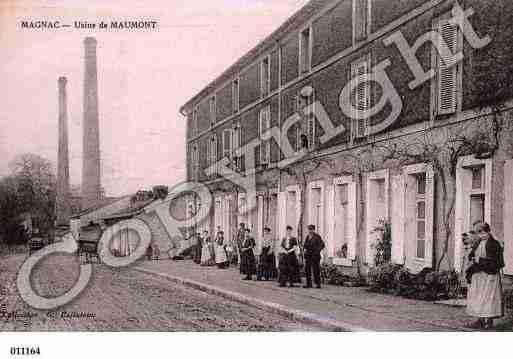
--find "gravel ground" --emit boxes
[0,253,322,331]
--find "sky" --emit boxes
[0,0,308,196]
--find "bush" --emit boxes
[320,263,366,286]
[368,262,403,293]
[367,264,461,301]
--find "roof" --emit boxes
[70,196,129,219]
[179,0,330,115]
[100,198,158,221]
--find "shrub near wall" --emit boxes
[367,263,461,301]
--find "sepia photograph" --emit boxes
[1,0,513,355]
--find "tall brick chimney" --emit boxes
[82,37,102,209]
[56,76,71,226]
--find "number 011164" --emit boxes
[10,347,40,356]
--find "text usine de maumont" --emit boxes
[20,20,158,30]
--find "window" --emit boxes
[396,165,434,268]
[209,96,216,127]
[353,0,370,44]
[192,107,198,137]
[351,56,370,139]
[434,17,461,115]
[469,166,485,224]
[259,106,271,165]
[331,178,357,263]
[471,167,484,190]
[417,172,426,195]
[295,86,317,151]
[191,145,199,181]
[338,184,348,205]
[232,79,239,113]
[232,123,243,171]
[454,157,492,272]
[309,181,324,238]
[366,170,389,266]
[222,129,232,159]
[415,177,427,259]
[260,56,270,98]
[209,135,218,176]
[300,27,311,74]
[376,179,386,203]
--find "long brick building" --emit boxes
[180,0,513,278]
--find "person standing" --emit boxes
[278,226,300,287]
[200,230,215,266]
[193,232,202,264]
[240,228,256,280]
[236,223,246,273]
[303,224,325,289]
[214,231,229,269]
[257,227,277,281]
[466,221,505,329]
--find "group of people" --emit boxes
[191,228,231,269]
[461,221,506,329]
[237,222,325,289]
[189,222,326,289]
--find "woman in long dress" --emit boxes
[200,231,215,266]
[466,222,505,329]
[257,227,277,281]
[278,225,300,287]
[240,228,256,280]
[193,232,202,264]
[214,231,229,269]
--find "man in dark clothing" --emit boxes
[303,224,325,288]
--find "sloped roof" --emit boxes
[100,197,158,221]
[179,0,331,115]
[71,196,129,218]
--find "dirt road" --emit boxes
[0,254,322,331]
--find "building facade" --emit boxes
[180,0,513,277]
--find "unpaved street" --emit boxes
[0,254,322,331]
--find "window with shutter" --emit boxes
[259,106,271,164]
[223,129,232,158]
[210,135,217,176]
[209,96,216,126]
[232,79,239,113]
[261,56,270,98]
[402,165,434,269]
[192,107,199,137]
[353,0,370,44]
[436,19,458,115]
[300,27,311,74]
[232,123,241,171]
[351,57,370,138]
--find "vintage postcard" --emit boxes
[1,0,513,352]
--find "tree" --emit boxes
[1,153,56,237]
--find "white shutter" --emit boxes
[437,20,458,115]
[351,58,369,138]
[391,174,405,265]
[325,183,335,256]
[424,168,435,268]
[504,160,513,275]
[347,181,357,260]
